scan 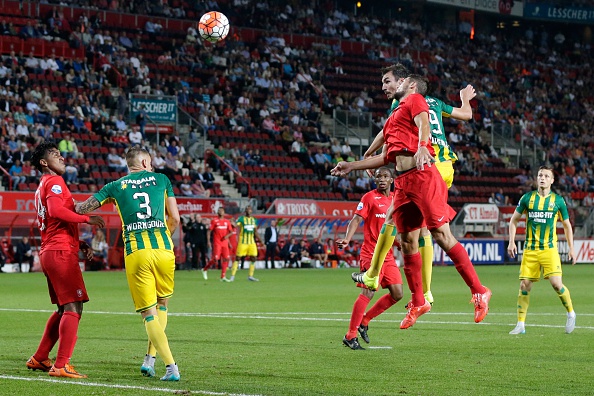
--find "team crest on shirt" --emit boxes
[549,203,555,210]
[51,185,62,194]
[76,289,83,297]
[357,202,364,210]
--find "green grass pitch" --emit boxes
[1,264,592,395]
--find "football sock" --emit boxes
[54,311,80,368]
[34,311,61,362]
[148,306,168,357]
[367,224,397,278]
[447,243,486,294]
[248,262,255,277]
[362,294,398,326]
[221,260,229,278]
[203,260,213,271]
[231,261,239,277]
[347,294,370,339]
[144,315,174,366]
[419,234,433,295]
[517,289,530,322]
[403,252,424,307]
[557,285,574,313]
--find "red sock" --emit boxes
[346,294,370,339]
[203,260,214,271]
[447,243,485,294]
[55,311,81,368]
[362,294,398,326]
[403,253,424,306]
[34,311,61,362]
[221,261,228,278]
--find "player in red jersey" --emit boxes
[337,167,403,350]
[26,142,104,378]
[332,74,491,329]
[202,206,234,281]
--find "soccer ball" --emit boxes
[198,11,230,43]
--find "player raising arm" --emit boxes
[363,63,476,306]
[26,142,105,379]
[75,146,181,381]
[507,166,576,335]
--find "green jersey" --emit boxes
[94,170,175,256]
[390,96,458,162]
[236,215,257,245]
[515,191,569,250]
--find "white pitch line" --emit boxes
[367,346,393,349]
[0,375,263,396]
[1,308,593,330]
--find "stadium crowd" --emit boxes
[0,0,593,214]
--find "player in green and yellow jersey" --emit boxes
[75,146,181,381]
[363,63,476,306]
[507,166,576,335]
[230,205,263,282]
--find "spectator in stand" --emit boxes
[191,180,211,198]
[63,158,78,185]
[354,173,370,193]
[58,134,75,158]
[336,177,353,199]
[15,236,34,273]
[202,166,215,189]
[9,159,26,189]
[107,147,126,173]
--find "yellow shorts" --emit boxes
[435,160,454,188]
[125,249,175,312]
[236,242,258,258]
[519,248,562,281]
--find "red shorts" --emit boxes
[212,242,231,261]
[358,255,402,289]
[392,166,456,233]
[40,250,88,306]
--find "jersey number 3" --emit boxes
[133,192,152,219]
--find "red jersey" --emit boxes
[210,217,234,244]
[355,189,395,261]
[384,93,435,161]
[34,174,79,253]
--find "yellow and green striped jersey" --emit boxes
[390,96,458,163]
[236,215,257,245]
[516,191,570,250]
[94,170,175,256]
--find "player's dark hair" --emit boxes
[538,165,555,180]
[381,63,409,79]
[31,142,58,171]
[408,74,428,95]
[375,166,393,178]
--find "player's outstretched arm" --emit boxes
[166,196,180,234]
[331,154,386,177]
[364,130,384,158]
[47,196,104,227]
[449,84,476,121]
[507,211,522,258]
[562,218,576,265]
[336,214,363,249]
[76,196,102,214]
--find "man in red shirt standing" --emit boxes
[337,167,402,350]
[332,74,491,329]
[26,142,104,378]
[202,206,234,281]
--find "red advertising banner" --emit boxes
[269,199,357,217]
[0,192,225,215]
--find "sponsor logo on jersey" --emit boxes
[375,213,387,218]
[357,202,364,210]
[51,185,62,194]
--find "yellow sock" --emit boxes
[147,306,168,357]
[249,263,255,277]
[231,261,239,277]
[517,290,530,322]
[367,224,396,278]
[557,285,574,313]
[144,315,174,366]
[419,234,433,294]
